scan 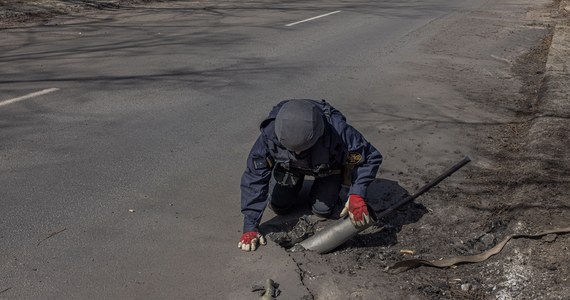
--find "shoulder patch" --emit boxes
[346,152,363,164]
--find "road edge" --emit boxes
[525,3,569,166]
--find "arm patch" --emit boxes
[346,152,363,165]
[253,157,269,170]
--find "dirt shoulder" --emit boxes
[0,0,159,28]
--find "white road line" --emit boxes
[285,10,342,27]
[0,88,60,107]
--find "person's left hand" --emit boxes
[340,194,371,227]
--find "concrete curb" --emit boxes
[541,24,570,114]
[563,0,570,14]
[526,21,569,162]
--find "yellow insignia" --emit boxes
[346,152,363,164]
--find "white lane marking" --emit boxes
[285,10,342,27]
[0,88,60,107]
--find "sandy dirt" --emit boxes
[1,0,568,299]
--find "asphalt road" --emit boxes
[0,0,527,298]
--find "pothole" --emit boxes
[266,215,327,250]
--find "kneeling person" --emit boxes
[238,99,383,251]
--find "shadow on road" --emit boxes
[259,178,428,250]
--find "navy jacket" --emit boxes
[240,100,382,232]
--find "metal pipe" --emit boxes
[299,156,472,253]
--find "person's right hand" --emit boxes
[340,194,371,227]
[238,232,266,251]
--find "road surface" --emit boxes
[0,0,554,298]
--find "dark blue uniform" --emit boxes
[240,100,382,232]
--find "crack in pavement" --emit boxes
[287,252,315,300]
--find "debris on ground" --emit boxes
[251,279,281,299]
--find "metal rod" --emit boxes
[298,156,472,254]
[376,156,471,220]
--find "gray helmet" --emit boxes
[275,100,325,152]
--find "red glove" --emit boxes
[340,194,371,227]
[238,232,266,251]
